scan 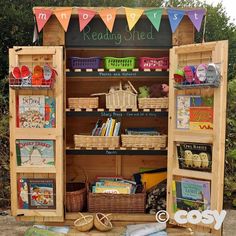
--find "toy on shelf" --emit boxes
[174,63,221,89]
[10,64,57,89]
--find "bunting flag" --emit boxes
[78,9,96,32]
[187,9,206,32]
[167,9,185,33]
[99,8,117,32]
[145,8,163,32]
[54,8,72,32]
[34,8,52,32]
[125,8,144,31]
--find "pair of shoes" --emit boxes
[12,65,31,86]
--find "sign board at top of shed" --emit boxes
[66,17,172,48]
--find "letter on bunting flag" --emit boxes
[167,9,185,33]
[54,8,72,32]
[125,8,144,31]
[187,9,206,32]
[34,8,52,32]
[145,8,163,32]
[99,8,117,32]
[78,9,96,32]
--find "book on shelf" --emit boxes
[16,139,54,167]
[17,95,56,128]
[92,118,121,136]
[172,178,211,212]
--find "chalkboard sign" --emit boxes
[66,17,172,48]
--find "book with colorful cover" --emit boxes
[173,178,211,212]
[18,177,29,209]
[17,95,56,128]
[92,185,131,194]
[176,95,213,130]
[16,140,54,166]
[176,142,212,172]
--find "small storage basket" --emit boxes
[104,57,136,70]
[121,134,167,149]
[68,97,99,109]
[69,57,101,69]
[74,135,120,148]
[74,213,94,232]
[139,57,169,70]
[138,97,169,109]
[88,191,146,213]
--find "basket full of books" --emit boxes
[88,177,146,213]
[121,128,167,149]
[74,118,121,149]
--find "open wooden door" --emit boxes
[9,46,64,222]
[167,41,228,235]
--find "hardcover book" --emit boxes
[176,142,212,172]
[173,178,211,212]
[28,179,56,209]
[17,95,56,128]
[16,140,54,166]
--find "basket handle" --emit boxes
[127,80,137,94]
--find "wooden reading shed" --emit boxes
[9,7,228,236]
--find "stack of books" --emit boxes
[125,128,160,135]
[92,118,121,136]
[92,177,137,194]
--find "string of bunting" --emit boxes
[33,7,206,35]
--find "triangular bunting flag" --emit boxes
[125,8,144,31]
[145,8,163,32]
[54,8,72,32]
[167,9,185,33]
[78,9,96,32]
[187,9,206,32]
[34,8,52,32]
[99,8,117,32]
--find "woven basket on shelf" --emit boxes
[74,213,94,232]
[68,97,99,109]
[138,97,168,109]
[66,167,88,212]
[121,134,167,149]
[74,135,120,148]
[88,191,146,213]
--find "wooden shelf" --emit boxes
[16,209,58,217]
[66,69,169,79]
[16,166,56,173]
[66,147,167,156]
[172,168,212,180]
[174,83,220,89]
[10,85,54,90]
[66,109,168,118]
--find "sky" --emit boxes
[204,0,236,23]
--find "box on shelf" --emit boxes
[104,57,136,70]
[139,57,169,70]
[121,134,167,149]
[74,135,120,148]
[68,97,99,109]
[138,97,169,109]
[69,57,101,70]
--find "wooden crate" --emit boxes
[68,97,99,109]
[138,97,169,109]
[74,135,120,148]
[121,134,167,149]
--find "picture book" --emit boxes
[16,140,54,166]
[173,178,211,212]
[28,179,56,209]
[92,185,131,194]
[176,142,212,172]
[17,95,56,128]
[176,95,213,130]
[17,178,29,209]
[125,127,160,135]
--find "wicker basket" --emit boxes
[139,57,169,70]
[74,213,94,232]
[104,57,136,70]
[68,97,99,109]
[88,191,146,213]
[94,213,113,232]
[138,97,169,109]
[74,135,120,148]
[121,134,167,149]
[69,57,101,69]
